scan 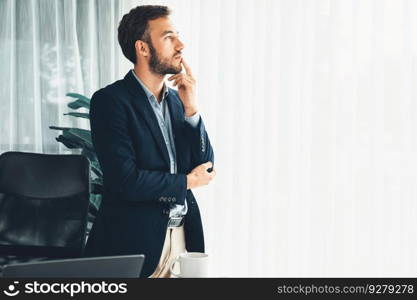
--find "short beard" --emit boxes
[147,40,181,75]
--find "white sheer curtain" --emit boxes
[1,0,417,277]
[0,0,125,153]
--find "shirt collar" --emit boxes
[131,69,169,102]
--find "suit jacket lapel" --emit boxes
[123,71,171,167]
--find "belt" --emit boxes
[167,216,184,228]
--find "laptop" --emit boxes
[1,255,145,278]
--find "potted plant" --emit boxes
[50,93,102,234]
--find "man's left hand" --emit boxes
[168,58,198,117]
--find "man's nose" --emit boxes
[176,38,184,51]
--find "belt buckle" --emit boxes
[168,216,184,228]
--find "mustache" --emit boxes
[174,52,182,57]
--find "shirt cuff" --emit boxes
[184,112,200,128]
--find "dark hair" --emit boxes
[118,5,171,64]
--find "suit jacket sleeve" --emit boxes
[90,90,187,205]
[184,115,215,171]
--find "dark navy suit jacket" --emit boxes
[84,71,214,277]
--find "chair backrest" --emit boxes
[0,151,90,259]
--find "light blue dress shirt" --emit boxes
[131,70,200,217]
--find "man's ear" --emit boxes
[135,40,149,58]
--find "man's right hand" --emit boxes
[186,161,216,189]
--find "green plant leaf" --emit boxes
[63,128,93,150]
[90,160,103,178]
[81,149,102,178]
[89,193,102,213]
[68,128,91,142]
[81,148,97,161]
[51,127,93,150]
[66,93,91,110]
[91,183,103,194]
[92,178,103,185]
[64,112,90,119]
[49,126,72,131]
[56,135,83,149]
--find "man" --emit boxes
[85,5,215,278]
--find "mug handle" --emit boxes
[170,256,181,277]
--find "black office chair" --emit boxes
[0,151,90,270]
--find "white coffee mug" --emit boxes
[169,252,209,278]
